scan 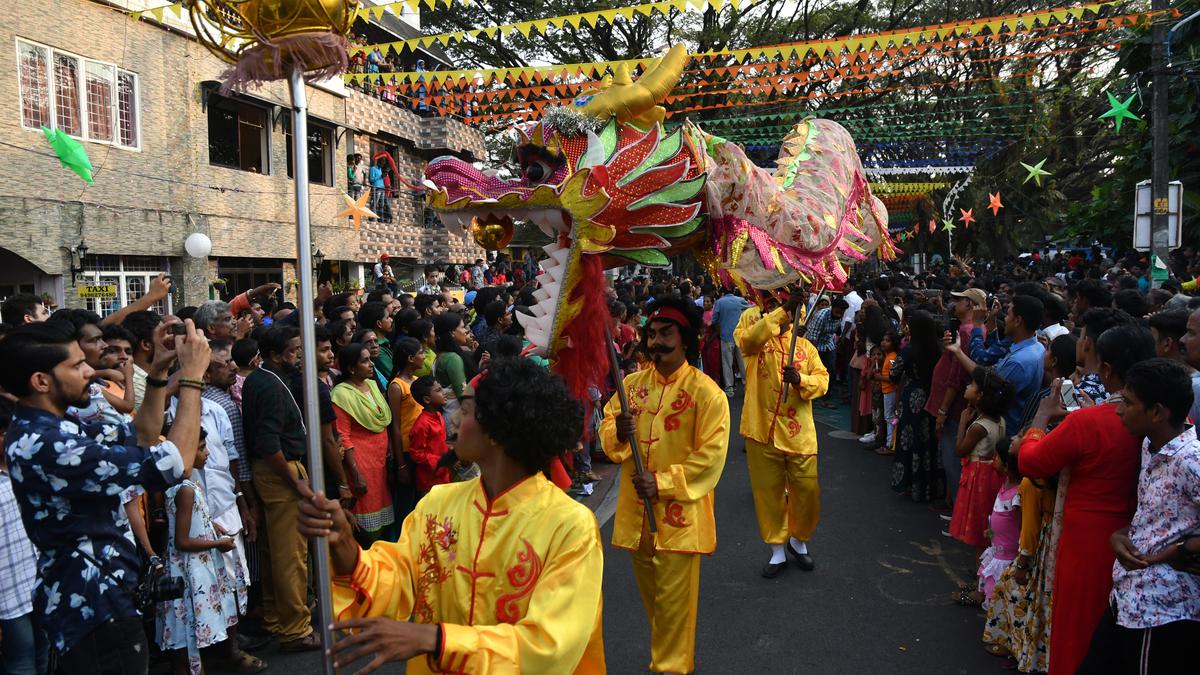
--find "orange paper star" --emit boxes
[337,191,378,233]
[987,192,1004,216]
[959,208,976,228]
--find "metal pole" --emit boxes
[1150,0,1169,287]
[288,65,336,675]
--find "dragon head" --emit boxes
[424,45,701,384]
[424,44,892,399]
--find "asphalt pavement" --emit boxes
[258,391,1004,674]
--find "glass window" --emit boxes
[117,71,139,148]
[207,93,269,173]
[285,118,334,186]
[53,53,82,137]
[14,40,140,150]
[85,61,115,142]
[82,256,172,317]
[17,42,50,129]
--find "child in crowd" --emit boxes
[158,429,240,675]
[229,337,260,406]
[408,376,451,495]
[871,332,899,453]
[960,437,1021,609]
[982,470,1057,671]
[950,367,1014,548]
[857,342,883,446]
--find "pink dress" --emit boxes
[950,417,1005,547]
[978,482,1021,608]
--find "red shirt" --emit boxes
[409,409,450,494]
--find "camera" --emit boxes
[136,561,184,611]
[169,323,187,336]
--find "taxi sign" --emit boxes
[78,284,118,299]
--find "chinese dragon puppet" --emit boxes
[423,45,894,399]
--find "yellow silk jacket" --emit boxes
[332,474,606,674]
[600,363,730,554]
[735,306,830,455]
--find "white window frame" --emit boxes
[81,256,172,317]
[15,37,142,151]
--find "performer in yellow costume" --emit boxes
[734,291,829,578]
[601,296,730,675]
[298,358,605,674]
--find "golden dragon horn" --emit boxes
[582,44,688,126]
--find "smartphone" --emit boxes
[948,318,961,342]
[1060,379,1081,411]
[169,323,187,336]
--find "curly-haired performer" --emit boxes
[298,358,605,674]
[600,295,731,675]
[734,290,829,578]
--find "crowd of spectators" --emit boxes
[1,240,1197,674]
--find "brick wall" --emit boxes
[344,91,487,266]
[0,0,490,309]
[0,0,355,306]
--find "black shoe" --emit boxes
[761,561,786,578]
[788,542,815,571]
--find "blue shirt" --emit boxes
[711,294,751,342]
[369,165,384,189]
[3,405,185,654]
[969,326,1011,366]
[994,337,1046,432]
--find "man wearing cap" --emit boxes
[734,290,830,578]
[929,287,986,506]
[373,253,395,292]
[600,296,730,675]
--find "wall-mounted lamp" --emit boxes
[68,240,89,285]
[312,245,325,279]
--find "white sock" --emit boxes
[769,544,786,564]
[789,537,808,555]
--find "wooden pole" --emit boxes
[604,324,656,533]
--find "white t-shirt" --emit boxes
[168,397,239,519]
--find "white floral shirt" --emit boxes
[1111,425,1200,629]
[3,404,184,654]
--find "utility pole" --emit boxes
[1150,0,1170,285]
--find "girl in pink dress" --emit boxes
[950,367,1014,548]
[977,437,1022,609]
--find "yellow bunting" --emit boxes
[347,1,1126,86]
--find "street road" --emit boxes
[266,394,1002,674]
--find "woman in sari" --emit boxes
[332,342,395,543]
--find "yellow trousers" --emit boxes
[629,530,702,674]
[252,459,313,641]
[744,438,820,545]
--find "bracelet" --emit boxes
[1014,562,1029,571]
[145,376,169,388]
[179,377,206,388]
[937,409,948,416]
[178,381,204,391]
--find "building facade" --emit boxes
[0,0,485,314]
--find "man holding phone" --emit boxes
[928,288,986,507]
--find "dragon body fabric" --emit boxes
[424,45,893,400]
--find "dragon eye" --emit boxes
[523,161,551,184]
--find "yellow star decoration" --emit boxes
[337,191,379,233]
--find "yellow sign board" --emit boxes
[78,284,118,299]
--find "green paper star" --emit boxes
[942,218,956,233]
[42,126,93,185]
[1098,91,1140,133]
[1021,159,1052,187]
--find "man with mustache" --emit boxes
[601,295,730,675]
[735,288,829,578]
